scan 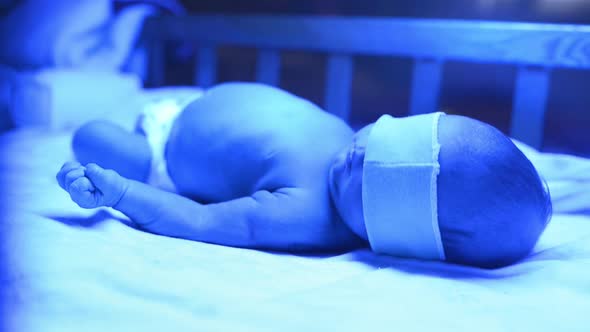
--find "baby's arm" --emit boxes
[57,162,350,251]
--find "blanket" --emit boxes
[1,125,589,332]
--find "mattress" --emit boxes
[1,100,590,331]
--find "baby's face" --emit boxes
[329,124,373,241]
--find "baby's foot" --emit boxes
[56,162,129,209]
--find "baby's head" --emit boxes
[329,113,552,268]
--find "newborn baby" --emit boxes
[57,83,552,268]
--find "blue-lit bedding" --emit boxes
[1,94,590,331]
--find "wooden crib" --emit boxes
[4,15,590,332]
[140,15,590,149]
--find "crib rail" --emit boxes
[142,15,590,148]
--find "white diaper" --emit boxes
[136,94,201,191]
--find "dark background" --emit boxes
[157,0,590,157]
[1,0,588,156]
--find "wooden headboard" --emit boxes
[141,15,590,149]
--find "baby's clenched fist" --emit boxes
[56,162,128,209]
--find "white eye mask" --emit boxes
[362,113,446,261]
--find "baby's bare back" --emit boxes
[165,83,353,204]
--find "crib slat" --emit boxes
[511,67,551,149]
[256,49,281,86]
[195,46,217,88]
[148,41,165,86]
[149,15,590,70]
[324,54,354,121]
[409,59,443,115]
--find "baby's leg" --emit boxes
[72,120,151,182]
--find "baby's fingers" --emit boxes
[69,177,97,208]
[64,167,86,192]
[57,161,82,189]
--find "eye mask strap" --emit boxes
[362,113,446,260]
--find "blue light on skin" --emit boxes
[329,123,374,243]
[329,115,552,268]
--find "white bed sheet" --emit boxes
[1,125,590,332]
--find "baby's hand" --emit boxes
[56,162,128,209]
